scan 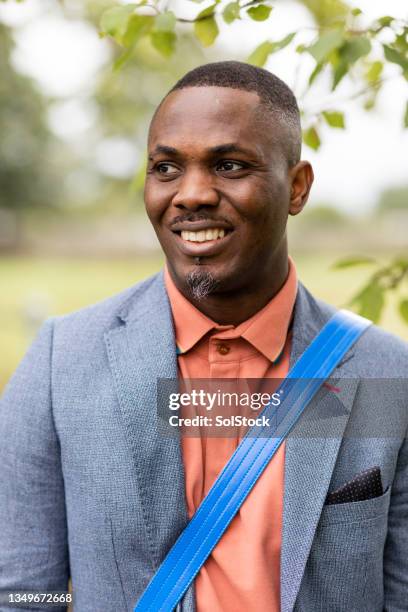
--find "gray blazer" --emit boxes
[1,270,408,612]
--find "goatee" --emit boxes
[186,267,219,301]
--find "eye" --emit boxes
[216,160,245,172]
[155,162,180,176]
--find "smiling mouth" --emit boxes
[171,225,234,257]
[179,227,229,243]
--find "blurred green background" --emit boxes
[2,252,407,391]
[1,0,408,392]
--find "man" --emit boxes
[1,61,408,612]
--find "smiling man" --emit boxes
[1,61,408,612]
[145,68,312,326]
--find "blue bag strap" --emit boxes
[134,309,371,612]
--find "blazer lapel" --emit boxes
[104,271,189,569]
[280,284,361,612]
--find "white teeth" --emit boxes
[181,228,227,242]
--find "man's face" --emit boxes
[145,86,309,295]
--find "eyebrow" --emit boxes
[149,145,178,159]
[148,142,259,160]
[207,143,258,157]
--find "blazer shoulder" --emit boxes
[355,321,408,374]
[311,293,408,376]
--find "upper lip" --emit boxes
[170,221,234,233]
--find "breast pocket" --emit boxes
[320,485,391,526]
[302,487,391,611]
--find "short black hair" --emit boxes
[161,60,302,167]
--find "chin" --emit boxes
[171,256,239,293]
[183,266,219,301]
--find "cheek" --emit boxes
[230,175,289,219]
[232,186,289,251]
[233,194,289,238]
[144,179,171,223]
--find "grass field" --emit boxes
[1,253,407,391]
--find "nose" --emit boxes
[172,167,219,211]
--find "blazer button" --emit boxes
[217,343,230,355]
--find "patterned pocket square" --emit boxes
[325,466,384,505]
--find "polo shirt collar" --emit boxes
[239,258,297,362]
[164,257,298,363]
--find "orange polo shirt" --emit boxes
[164,259,298,612]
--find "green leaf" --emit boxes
[148,10,176,56]
[332,61,348,89]
[247,4,272,22]
[399,299,408,324]
[113,48,134,71]
[322,110,345,128]
[351,8,362,16]
[377,16,394,28]
[366,60,383,83]
[394,31,408,54]
[273,32,295,51]
[154,11,176,32]
[150,30,176,57]
[223,1,240,24]
[306,28,344,64]
[197,2,219,19]
[383,44,408,72]
[122,14,154,48]
[351,283,385,323]
[247,33,295,67]
[364,91,378,111]
[194,16,219,46]
[303,126,321,151]
[404,101,408,128]
[332,36,372,89]
[248,41,273,67]
[308,62,324,85]
[100,5,137,43]
[332,256,376,269]
[341,36,371,64]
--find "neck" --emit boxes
[171,256,290,327]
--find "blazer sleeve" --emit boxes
[0,319,69,611]
[383,429,408,612]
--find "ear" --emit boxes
[288,161,314,216]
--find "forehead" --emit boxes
[148,86,277,154]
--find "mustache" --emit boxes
[169,213,232,227]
